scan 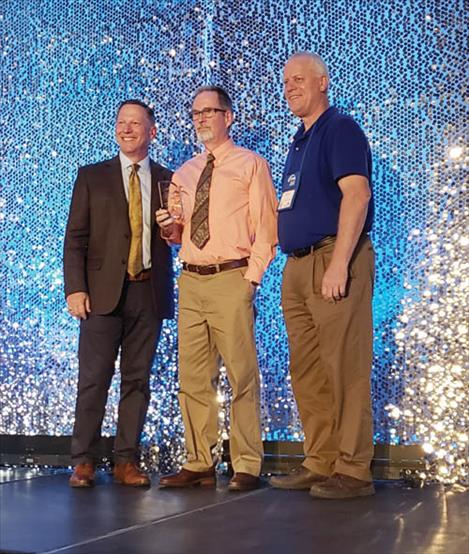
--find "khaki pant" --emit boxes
[177,267,263,476]
[281,237,375,482]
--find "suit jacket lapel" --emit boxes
[107,156,130,232]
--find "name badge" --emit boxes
[278,172,300,211]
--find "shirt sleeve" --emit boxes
[245,156,278,284]
[329,118,371,183]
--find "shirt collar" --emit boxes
[293,106,338,141]
[119,151,151,172]
[202,137,235,165]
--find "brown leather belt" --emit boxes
[182,258,249,275]
[126,269,151,282]
[289,236,337,258]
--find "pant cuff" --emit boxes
[114,455,139,464]
[71,457,95,466]
[183,461,215,472]
[333,461,373,482]
[302,458,333,477]
[232,463,262,476]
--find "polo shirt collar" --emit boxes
[294,106,339,140]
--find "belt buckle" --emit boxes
[202,264,219,275]
[198,265,213,275]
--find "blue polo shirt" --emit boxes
[278,106,374,253]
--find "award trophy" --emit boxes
[157,180,184,222]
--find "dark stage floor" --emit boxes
[1,468,468,554]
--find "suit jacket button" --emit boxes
[124,233,129,239]
[121,259,126,265]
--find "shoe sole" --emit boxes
[159,478,216,488]
[228,485,260,492]
[309,485,375,499]
[69,480,94,488]
[270,481,319,490]
[113,478,151,487]
[270,478,327,490]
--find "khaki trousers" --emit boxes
[178,267,263,476]
[281,237,375,481]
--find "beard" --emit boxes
[196,127,214,143]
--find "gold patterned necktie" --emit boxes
[191,153,215,249]
[127,163,144,276]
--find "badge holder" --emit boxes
[278,172,300,211]
[278,125,316,212]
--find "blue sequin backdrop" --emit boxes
[1,0,467,480]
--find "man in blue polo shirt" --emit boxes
[270,52,375,498]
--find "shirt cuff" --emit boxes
[160,223,182,244]
[244,265,264,285]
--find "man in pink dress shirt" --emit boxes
[157,86,278,491]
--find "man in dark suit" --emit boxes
[64,99,174,488]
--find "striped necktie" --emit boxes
[127,163,144,276]
[191,153,215,249]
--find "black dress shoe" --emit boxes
[159,467,216,488]
[228,472,260,492]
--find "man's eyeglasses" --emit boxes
[190,107,226,120]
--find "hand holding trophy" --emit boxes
[156,180,184,232]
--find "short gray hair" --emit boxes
[288,51,330,80]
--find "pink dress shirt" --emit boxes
[171,138,278,284]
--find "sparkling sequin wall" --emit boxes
[1,0,467,482]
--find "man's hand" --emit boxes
[321,260,348,302]
[155,209,175,228]
[67,292,91,320]
[155,209,183,243]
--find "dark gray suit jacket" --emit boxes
[63,155,174,318]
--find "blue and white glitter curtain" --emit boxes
[0,0,467,482]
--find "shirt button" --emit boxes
[295,146,300,151]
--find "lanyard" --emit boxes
[281,123,316,191]
[278,124,316,211]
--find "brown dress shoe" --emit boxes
[310,473,375,499]
[228,472,260,492]
[159,467,216,488]
[69,463,95,488]
[113,462,151,487]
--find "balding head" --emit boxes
[283,52,330,129]
[286,52,330,81]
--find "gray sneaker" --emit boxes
[270,465,329,490]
